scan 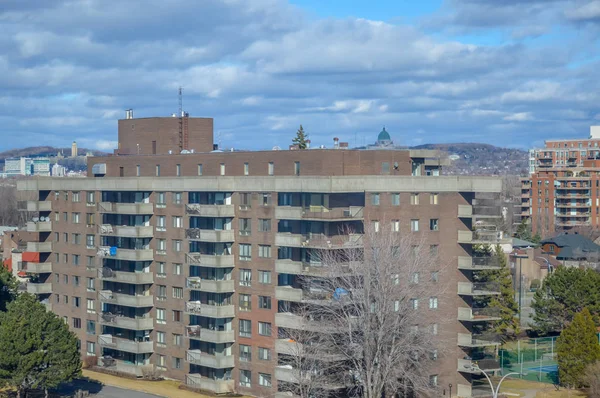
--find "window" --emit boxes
[176,164,181,176]
[86,342,95,356]
[63,212,68,221]
[239,218,251,235]
[258,245,271,258]
[391,193,400,206]
[431,271,439,282]
[240,193,251,208]
[157,262,166,277]
[156,215,166,230]
[240,344,251,362]
[173,333,182,346]
[258,347,271,361]
[86,191,95,205]
[157,285,167,300]
[136,165,140,176]
[411,298,419,309]
[240,370,251,388]
[411,273,419,284]
[173,263,182,275]
[86,320,95,335]
[173,192,182,205]
[86,213,95,227]
[86,298,95,313]
[239,294,251,311]
[64,232,69,243]
[411,193,419,205]
[262,193,272,206]
[157,355,166,370]
[198,164,203,175]
[410,219,419,232]
[259,296,271,309]
[173,357,182,369]
[172,239,182,252]
[258,218,271,232]
[173,287,183,299]
[239,244,251,261]
[54,212,59,222]
[72,213,80,224]
[294,161,300,176]
[156,192,166,206]
[157,331,166,346]
[371,193,380,206]
[429,219,439,231]
[429,297,438,309]
[391,220,400,232]
[73,255,80,266]
[372,220,380,232]
[73,275,80,286]
[55,232,59,242]
[63,274,69,284]
[220,163,225,176]
[157,239,167,253]
[73,233,81,244]
[381,162,390,173]
[429,375,438,387]
[258,321,272,336]
[239,319,252,338]
[258,270,271,284]
[172,216,182,228]
[431,323,438,335]
[157,308,166,324]
[72,192,80,202]
[268,162,274,175]
[63,254,68,264]
[259,373,272,388]
[173,310,182,322]
[244,162,249,175]
[430,244,439,257]
[73,318,81,329]
[156,164,160,176]
[240,269,251,286]
[86,234,95,248]
[430,193,438,205]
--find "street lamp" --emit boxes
[471,365,526,398]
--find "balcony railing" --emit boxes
[275,233,363,249]
[185,277,235,293]
[99,312,154,330]
[457,332,501,347]
[24,262,53,273]
[99,290,154,307]
[26,283,52,294]
[457,307,501,322]
[275,206,365,220]
[458,357,501,374]
[185,374,234,394]
[185,253,235,268]
[99,225,154,238]
[185,301,235,318]
[98,268,154,284]
[185,326,235,344]
[457,205,472,218]
[98,202,154,214]
[26,241,52,252]
[458,282,501,296]
[275,286,304,302]
[26,221,52,232]
[185,229,235,242]
[185,204,235,217]
[457,256,502,270]
[97,246,154,261]
[98,334,154,354]
[23,201,52,212]
[186,350,235,369]
[97,357,148,377]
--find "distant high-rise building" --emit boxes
[71,141,78,158]
[51,163,66,177]
[2,157,49,177]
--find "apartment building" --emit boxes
[524,126,600,234]
[17,115,505,398]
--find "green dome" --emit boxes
[378,127,391,142]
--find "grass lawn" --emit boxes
[82,369,251,398]
[497,378,587,398]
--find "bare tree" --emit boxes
[584,362,600,398]
[278,223,448,398]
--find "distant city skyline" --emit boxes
[1,0,600,151]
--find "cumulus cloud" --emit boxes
[0,0,599,150]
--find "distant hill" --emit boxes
[412,143,529,176]
[0,146,108,161]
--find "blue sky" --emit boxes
[1,0,600,152]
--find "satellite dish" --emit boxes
[272,146,281,151]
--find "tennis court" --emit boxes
[527,365,558,373]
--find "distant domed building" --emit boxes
[376,127,393,147]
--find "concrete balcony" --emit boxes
[97,358,148,377]
[458,282,501,296]
[25,262,52,273]
[185,301,235,318]
[275,367,301,384]
[275,286,303,302]
[99,313,154,330]
[457,333,500,348]
[98,202,154,214]
[98,334,154,354]
[275,339,302,356]
[186,326,235,344]
[275,313,306,329]
[275,233,363,249]
[99,224,154,238]
[458,307,501,322]
[457,231,473,244]
[27,283,52,294]
[458,230,503,244]
[185,374,234,394]
[275,206,364,221]
[457,205,473,218]
[26,221,52,232]
[185,229,235,242]
[99,290,154,307]
[185,277,235,293]
[186,253,235,268]
[26,241,52,253]
[458,358,501,374]
[275,259,304,274]
[186,204,235,217]
[25,201,52,212]
[457,257,501,270]
[98,247,154,261]
[186,350,234,369]
[98,268,154,284]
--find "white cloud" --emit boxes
[565,1,600,21]
[94,140,118,150]
[504,112,533,121]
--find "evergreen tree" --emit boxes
[0,294,81,396]
[292,125,309,149]
[532,266,600,335]
[475,245,520,339]
[531,233,542,244]
[556,308,600,388]
[0,266,19,312]
[515,219,532,242]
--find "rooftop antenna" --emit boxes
[218,131,222,150]
[178,87,189,151]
